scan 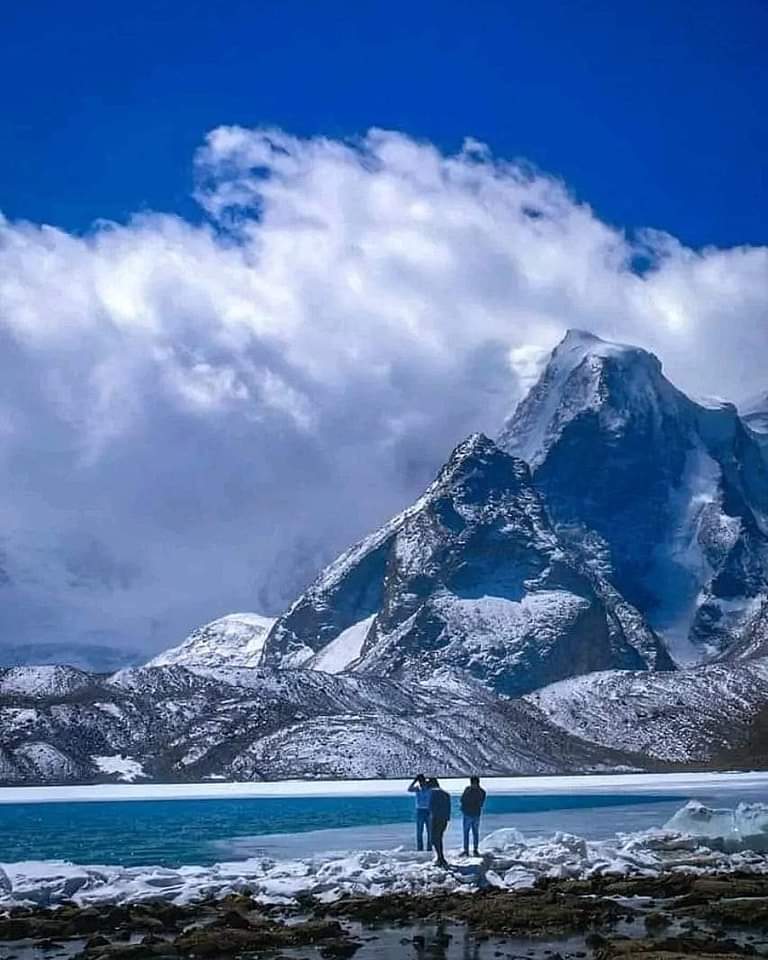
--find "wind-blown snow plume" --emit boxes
[0,127,767,655]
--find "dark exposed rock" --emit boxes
[325,887,633,936]
[263,433,670,697]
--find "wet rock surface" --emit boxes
[3,872,768,959]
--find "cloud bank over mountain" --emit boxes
[1,127,767,656]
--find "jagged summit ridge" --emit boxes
[261,432,670,696]
[498,329,667,467]
[498,329,768,664]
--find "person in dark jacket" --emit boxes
[427,777,451,868]
[460,775,487,857]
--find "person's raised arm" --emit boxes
[408,774,424,793]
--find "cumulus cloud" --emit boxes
[0,127,766,657]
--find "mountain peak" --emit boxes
[145,612,276,670]
[497,329,768,667]
[434,433,530,491]
[499,330,665,466]
[448,431,496,460]
[261,423,670,692]
[560,328,604,347]
[553,328,661,372]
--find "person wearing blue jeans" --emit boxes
[460,775,487,857]
[408,773,432,851]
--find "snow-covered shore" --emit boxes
[3,799,768,909]
[2,770,767,805]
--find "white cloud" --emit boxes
[0,128,766,656]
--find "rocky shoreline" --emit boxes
[3,871,768,960]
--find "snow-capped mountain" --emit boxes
[262,433,671,696]
[4,656,768,784]
[0,663,646,783]
[4,329,768,786]
[499,329,768,664]
[145,613,275,670]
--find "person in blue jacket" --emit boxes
[427,777,451,868]
[407,773,432,851]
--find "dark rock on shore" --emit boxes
[4,871,768,960]
[324,886,634,937]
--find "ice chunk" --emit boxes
[664,800,768,851]
[479,827,526,852]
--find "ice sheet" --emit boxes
[2,770,767,805]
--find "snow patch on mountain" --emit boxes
[307,615,375,674]
[92,755,146,782]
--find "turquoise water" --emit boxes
[0,793,675,868]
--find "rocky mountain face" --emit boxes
[527,656,768,765]
[262,434,672,697]
[498,330,768,664]
[0,664,647,784]
[144,614,275,670]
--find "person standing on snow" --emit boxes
[427,777,451,868]
[407,773,433,851]
[460,774,487,857]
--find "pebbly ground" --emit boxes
[3,872,768,960]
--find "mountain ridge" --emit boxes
[3,328,768,785]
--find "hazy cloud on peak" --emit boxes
[0,127,766,657]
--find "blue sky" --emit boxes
[1,1,767,658]
[3,0,767,247]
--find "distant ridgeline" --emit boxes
[2,330,768,784]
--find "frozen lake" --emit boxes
[1,771,766,868]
